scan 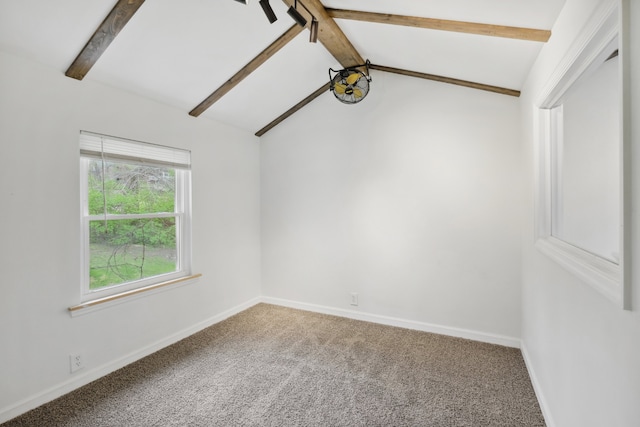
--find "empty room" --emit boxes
[1,0,639,426]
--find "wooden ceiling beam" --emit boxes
[253,0,367,136]
[193,0,364,123]
[326,8,551,43]
[255,83,329,137]
[369,63,520,97]
[189,24,303,117]
[200,0,526,133]
[281,0,365,68]
[255,82,329,136]
[65,0,146,80]
[256,64,521,138]
[257,61,522,138]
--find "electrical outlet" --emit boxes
[69,353,84,373]
[350,292,358,306]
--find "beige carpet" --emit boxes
[3,304,545,426]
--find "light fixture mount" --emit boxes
[309,19,318,43]
[287,0,307,27]
[259,0,277,23]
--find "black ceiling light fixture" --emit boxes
[234,0,316,40]
[235,0,277,24]
[287,0,307,27]
[287,0,318,43]
[309,18,318,43]
[259,0,278,23]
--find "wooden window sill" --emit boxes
[68,274,202,317]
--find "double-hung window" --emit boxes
[79,131,192,303]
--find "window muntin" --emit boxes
[80,132,191,301]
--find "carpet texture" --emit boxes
[3,304,545,426]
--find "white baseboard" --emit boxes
[521,342,555,427]
[261,296,522,348]
[0,297,261,425]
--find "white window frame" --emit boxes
[79,131,193,303]
[533,0,631,309]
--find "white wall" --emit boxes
[0,52,261,422]
[520,0,640,426]
[261,70,523,343]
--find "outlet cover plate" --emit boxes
[69,353,84,373]
[350,292,358,306]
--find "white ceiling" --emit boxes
[0,0,566,135]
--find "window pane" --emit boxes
[89,217,177,290]
[550,53,620,263]
[88,160,175,215]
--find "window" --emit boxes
[79,131,192,303]
[534,1,630,309]
[549,42,620,263]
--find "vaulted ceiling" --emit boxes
[0,0,566,136]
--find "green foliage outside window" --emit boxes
[88,160,178,289]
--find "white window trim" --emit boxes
[533,0,630,309]
[77,132,194,307]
